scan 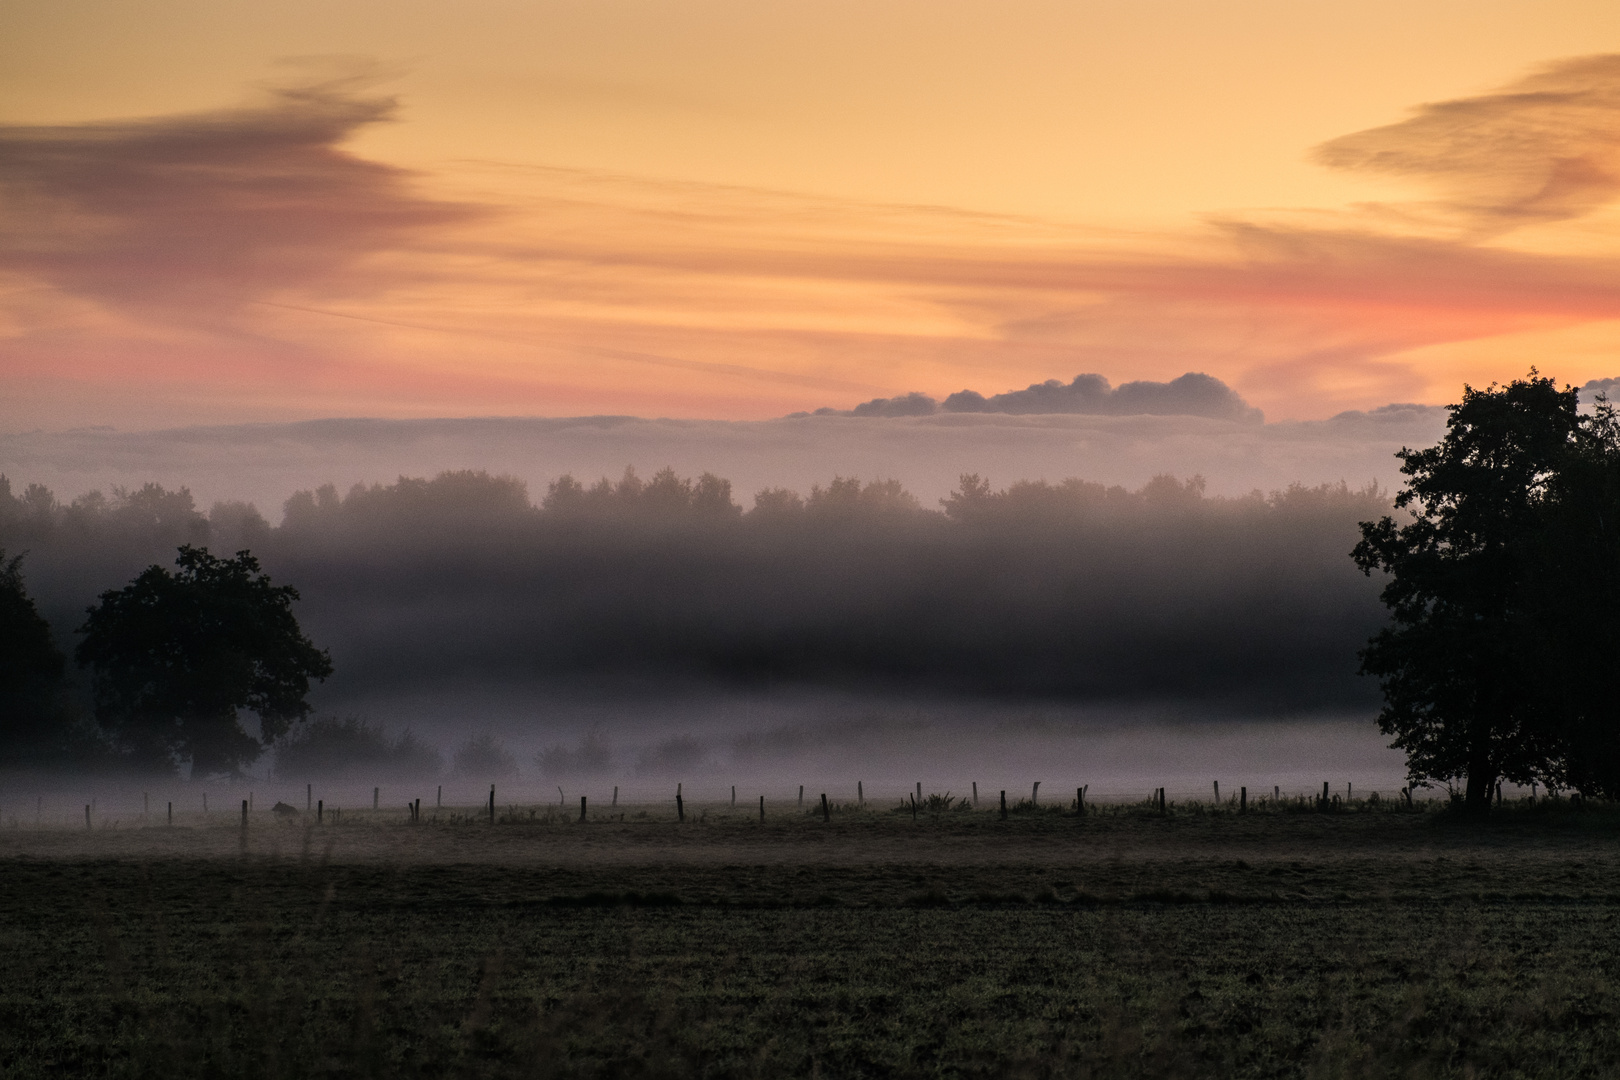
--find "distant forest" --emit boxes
[0,467,1389,712]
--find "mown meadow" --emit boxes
[3,797,1618,1078]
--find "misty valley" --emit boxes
[4,374,1620,1079]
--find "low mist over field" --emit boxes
[0,451,1407,795]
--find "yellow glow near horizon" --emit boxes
[3,1,1620,428]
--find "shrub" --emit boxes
[273,717,442,780]
[534,728,614,777]
[452,731,520,780]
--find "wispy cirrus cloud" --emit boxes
[0,74,476,309]
[1313,54,1620,234]
[4,56,1620,428]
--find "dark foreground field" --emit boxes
[3,801,1619,1078]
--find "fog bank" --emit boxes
[0,406,1444,518]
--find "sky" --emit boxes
[4,0,1620,430]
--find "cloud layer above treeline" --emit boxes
[817,372,1263,422]
[3,467,1390,725]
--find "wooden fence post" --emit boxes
[821,793,830,822]
[731,785,736,808]
[1213,781,1219,803]
[1240,787,1246,814]
[167,801,172,826]
[488,787,495,823]
[1032,781,1040,806]
[999,790,1007,820]
[759,795,765,821]
[580,795,587,823]
[676,789,684,822]
[241,799,248,827]
[798,785,803,807]
[1076,787,1084,816]
[858,781,863,807]
[317,799,322,823]
[972,781,977,807]
[613,785,619,807]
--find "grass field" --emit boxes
[3,798,1618,1078]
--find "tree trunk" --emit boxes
[1464,722,1495,816]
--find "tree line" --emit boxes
[1,467,1390,777]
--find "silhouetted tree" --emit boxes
[76,546,332,776]
[1352,373,1596,813]
[1521,395,1620,797]
[0,550,69,763]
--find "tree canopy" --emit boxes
[0,550,70,764]
[1353,372,1620,811]
[75,546,332,776]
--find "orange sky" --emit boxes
[4,0,1620,428]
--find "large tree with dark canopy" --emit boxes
[1353,372,1620,813]
[76,546,332,776]
[0,550,70,763]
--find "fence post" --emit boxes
[731,785,736,808]
[759,795,765,821]
[1077,787,1084,816]
[241,799,248,828]
[798,785,803,807]
[613,786,619,807]
[858,781,863,807]
[1213,781,1219,803]
[580,795,587,823]
[916,781,922,804]
[317,799,322,823]
[821,793,830,822]
[972,781,977,807]
[676,789,684,822]
[1032,781,1040,806]
[437,785,442,808]
[1240,787,1246,814]
[999,790,1007,820]
[489,787,495,824]
[167,801,172,826]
